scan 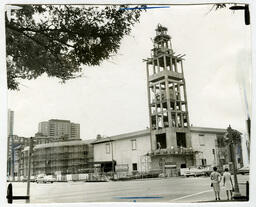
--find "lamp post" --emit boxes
[229,4,250,25]
[110,139,114,178]
[225,125,241,198]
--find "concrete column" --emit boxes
[157,57,160,72]
[158,83,164,128]
[174,58,177,72]
[170,56,173,71]
[146,63,153,151]
[181,60,190,127]
[153,85,159,130]
[165,77,172,128]
[163,55,167,71]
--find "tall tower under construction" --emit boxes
[146,25,195,175]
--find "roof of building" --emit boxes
[190,126,226,134]
[49,119,71,123]
[23,139,95,151]
[93,126,227,145]
[92,129,150,144]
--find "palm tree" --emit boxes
[224,125,242,198]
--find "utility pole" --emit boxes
[225,125,241,198]
[230,142,241,197]
[246,118,250,162]
[11,135,15,180]
[229,4,250,25]
[26,137,33,203]
[110,139,114,178]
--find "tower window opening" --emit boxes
[151,107,155,115]
[176,102,181,111]
[173,58,178,72]
[177,113,182,127]
[148,64,154,76]
[156,133,167,149]
[157,116,164,128]
[183,114,188,127]
[180,85,185,101]
[176,61,182,73]
[176,132,186,148]
[171,113,176,127]
[181,104,186,112]
[162,102,167,109]
[163,112,169,127]
[166,56,171,71]
[151,117,156,130]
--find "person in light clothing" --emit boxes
[210,166,222,200]
[223,168,233,200]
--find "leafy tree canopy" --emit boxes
[224,125,242,145]
[6,5,143,90]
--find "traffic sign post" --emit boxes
[6,183,29,204]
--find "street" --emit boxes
[8,175,249,203]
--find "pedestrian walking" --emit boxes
[210,166,222,200]
[223,168,233,200]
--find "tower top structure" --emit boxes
[152,24,173,57]
[154,24,170,41]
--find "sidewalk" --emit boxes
[171,183,248,203]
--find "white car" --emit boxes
[36,174,56,183]
[184,168,205,177]
[45,175,57,183]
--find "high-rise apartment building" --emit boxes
[38,119,80,140]
[7,109,14,176]
[8,109,14,136]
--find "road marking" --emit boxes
[169,187,225,202]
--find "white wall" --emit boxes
[191,132,217,166]
[94,134,151,173]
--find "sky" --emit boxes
[8,4,252,140]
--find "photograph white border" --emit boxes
[0,0,255,207]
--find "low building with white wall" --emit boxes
[92,126,244,176]
[191,126,243,169]
[92,129,151,174]
[190,127,226,167]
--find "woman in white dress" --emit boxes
[223,168,233,200]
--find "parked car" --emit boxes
[21,176,27,182]
[36,174,56,183]
[30,176,36,182]
[202,166,213,176]
[45,175,57,183]
[184,167,205,177]
[238,166,249,175]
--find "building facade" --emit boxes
[38,119,80,140]
[7,109,14,176]
[191,127,226,168]
[92,126,243,177]
[92,130,151,175]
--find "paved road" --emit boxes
[8,175,249,203]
